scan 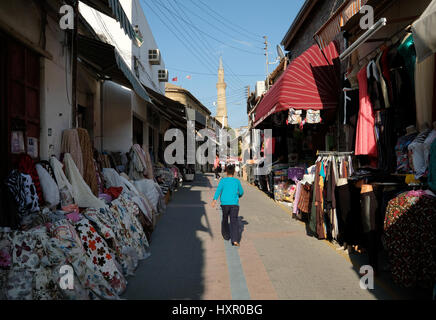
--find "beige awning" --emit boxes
[314,0,370,50]
[412,0,436,62]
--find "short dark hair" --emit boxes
[226,164,235,175]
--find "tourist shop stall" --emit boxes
[305,0,436,291]
[0,126,183,300]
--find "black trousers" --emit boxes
[221,205,240,243]
[215,167,221,178]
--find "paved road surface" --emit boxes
[122,174,422,300]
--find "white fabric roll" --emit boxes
[64,153,106,209]
[36,164,60,209]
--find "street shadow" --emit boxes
[122,174,213,300]
[238,216,249,243]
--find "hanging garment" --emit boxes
[376,51,390,108]
[408,129,431,178]
[397,34,417,88]
[306,110,322,124]
[315,162,326,239]
[367,60,385,110]
[355,66,378,162]
[287,108,303,125]
[35,164,60,209]
[424,130,436,172]
[61,129,84,176]
[388,47,418,132]
[76,128,99,196]
[63,153,106,209]
[395,133,419,173]
[293,182,302,215]
[415,54,435,130]
[18,154,44,206]
[360,191,378,233]
[50,156,74,207]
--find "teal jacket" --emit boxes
[213,177,244,205]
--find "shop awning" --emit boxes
[314,0,370,50]
[412,0,436,62]
[78,35,151,103]
[254,42,340,127]
[80,0,136,41]
[144,87,187,129]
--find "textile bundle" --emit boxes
[61,129,84,176]
[77,128,99,196]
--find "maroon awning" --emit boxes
[254,42,340,127]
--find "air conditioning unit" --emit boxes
[148,49,161,65]
[255,81,266,98]
[158,69,168,82]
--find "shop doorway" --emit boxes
[133,115,144,146]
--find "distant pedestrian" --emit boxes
[211,165,244,247]
[213,155,221,180]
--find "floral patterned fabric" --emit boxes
[384,193,436,287]
[49,219,119,299]
[75,218,127,295]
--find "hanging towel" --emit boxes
[63,153,106,209]
[61,129,84,176]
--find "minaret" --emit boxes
[216,56,228,127]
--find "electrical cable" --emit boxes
[195,0,264,39]
[141,0,217,75]
[152,0,262,56]
[174,0,264,48]
[154,0,243,91]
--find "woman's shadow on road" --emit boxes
[238,216,249,243]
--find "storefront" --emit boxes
[251,0,436,291]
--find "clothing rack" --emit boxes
[316,151,354,156]
[357,24,412,68]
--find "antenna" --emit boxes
[277,45,285,59]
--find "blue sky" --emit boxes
[139,0,306,128]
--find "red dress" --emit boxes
[355,66,378,162]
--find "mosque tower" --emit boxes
[216,56,228,127]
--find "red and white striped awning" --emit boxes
[253,42,340,127]
[314,0,370,50]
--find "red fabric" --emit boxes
[104,187,123,200]
[18,154,43,205]
[355,66,378,161]
[254,42,340,127]
[265,137,275,155]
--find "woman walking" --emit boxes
[211,165,244,246]
[213,155,221,180]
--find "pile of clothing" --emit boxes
[0,130,168,300]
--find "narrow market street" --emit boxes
[122,174,416,300]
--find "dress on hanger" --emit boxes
[355,66,378,163]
